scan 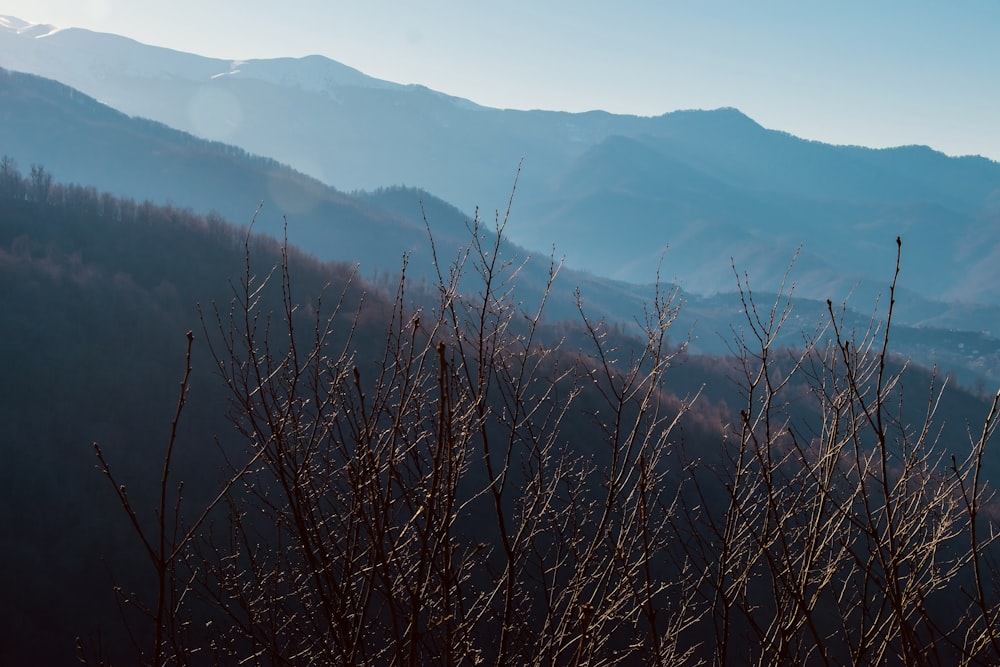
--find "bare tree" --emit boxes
[87,215,1000,667]
[28,163,53,203]
[673,238,1000,666]
[0,155,23,198]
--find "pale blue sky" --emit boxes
[6,1,1000,161]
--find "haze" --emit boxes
[5,0,999,162]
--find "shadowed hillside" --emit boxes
[3,168,1000,663]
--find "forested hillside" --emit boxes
[6,21,1000,304]
[4,67,1000,390]
[0,171,374,662]
[0,163,701,661]
[3,166,1000,664]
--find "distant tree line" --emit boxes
[0,156,193,224]
[0,161,376,664]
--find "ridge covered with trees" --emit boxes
[4,66,1000,389]
[2,163,1000,664]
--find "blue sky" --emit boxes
[6,1,1000,161]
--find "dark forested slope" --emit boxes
[2,158,998,666]
[0,180,377,662]
[0,67,448,274]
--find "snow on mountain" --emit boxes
[0,16,398,96]
[0,15,58,36]
[0,13,486,189]
[231,55,401,93]
[0,17,225,93]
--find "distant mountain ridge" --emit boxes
[4,15,999,309]
[4,16,999,303]
[0,67,660,330]
[522,123,1000,300]
[4,65,1000,390]
[0,67,451,273]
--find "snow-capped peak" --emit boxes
[0,15,62,38]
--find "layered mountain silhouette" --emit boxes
[4,15,999,307]
[0,67,656,332]
[2,65,1000,387]
[5,15,1000,664]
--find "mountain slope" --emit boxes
[4,65,1000,387]
[0,67,460,275]
[4,17,999,310]
[4,173,1000,662]
[524,125,1000,301]
[0,67,649,329]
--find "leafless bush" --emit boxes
[86,216,1000,667]
[674,238,1000,666]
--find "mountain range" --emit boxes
[3,14,1000,306]
[2,15,1000,389]
[3,15,1000,661]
